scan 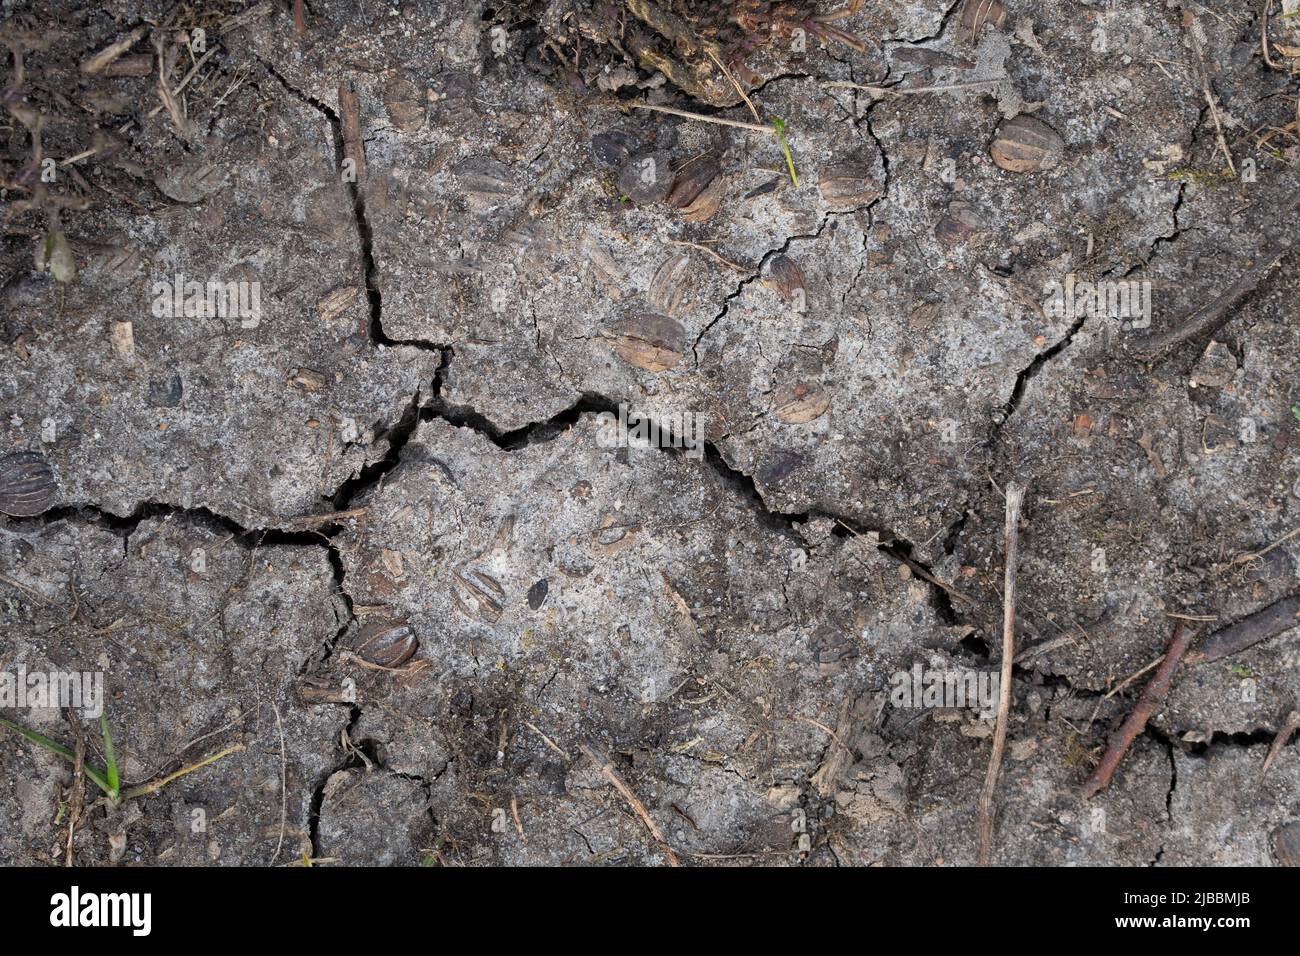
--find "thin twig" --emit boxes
[152,34,186,135]
[1186,594,1300,664]
[270,704,287,865]
[631,102,772,132]
[1102,658,1164,702]
[1261,0,1281,70]
[1104,654,1164,699]
[145,45,218,120]
[794,715,855,759]
[1203,88,1237,176]
[1231,523,1300,566]
[977,482,1024,865]
[707,50,759,124]
[1131,242,1294,359]
[1082,623,1195,799]
[510,796,525,841]
[523,721,571,762]
[1260,710,1300,781]
[578,742,680,866]
[65,710,85,867]
[667,239,750,273]
[821,79,1004,96]
[219,1,275,34]
[121,743,246,801]
[80,26,148,75]
[338,81,367,179]
[278,507,369,528]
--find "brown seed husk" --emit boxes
[384,76,426,132]
[990,116,1064,173]
[354,620,419,667]
[601,313,686,373]
[1274,822,1300,867]
[959,0,1008,40]
[667,155,720,208]
[0,452,58,517]
[818,162,883,210]
[766,255,807,307]
[774,382,831,423]
[680,175,727,222]
[648,252,692,317]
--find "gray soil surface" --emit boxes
[1,0,1298,866]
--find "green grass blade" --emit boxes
[100,714,119,797]
[80,763,115,797]
[0,717,116,798]
[0,716,76,760]
[772,118,799,189]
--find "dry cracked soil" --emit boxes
[0,0,1298,867]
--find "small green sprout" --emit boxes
[1291,404,1300,422]
[772,117,799,188]
[101,713,120,802]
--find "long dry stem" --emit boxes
[977,482,1024,866]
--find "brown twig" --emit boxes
[152,33,186,135]
[219,2,275,34]
[1082,622,1195,799]
[523,721,571,762]
[707,50,759,124]
[1260,710,1300,781]
[1231,524,1300,566]
[1203,87,1237,177]
[821,78,1003,96]
[667,239,750,274]
[1261,0,1281,71]
[1104,654,1164,699]
[270,703,287,865]
[144,45,218,120]
[294,0,307,38]
[977,482,1024,865]
[65,710,85,867]
[1185,594,1300,664]
[338,82,367,180]
[632,102,772,132]
[80,25,148,75]
[510,796,525,841]
[578,742,680,866]
[278,507,368,528]
[1132,242,1294,359]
